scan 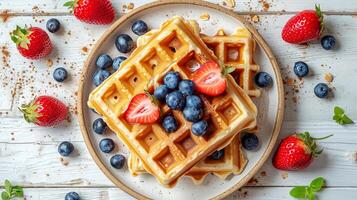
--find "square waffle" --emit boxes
[129,26,260,184]
[88,16,257,187]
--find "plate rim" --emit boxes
[77,0,285,199]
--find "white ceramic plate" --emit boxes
[78,1,284,199]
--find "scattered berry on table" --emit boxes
[191,120,208,136]
[110,154,126,169]
[185,95,203,109]
[64,0,115,25]
[19,96,68,127]
[321,35,336,50]
[46,18,61,33]
[314,83,329,98]
[183,106,203,122]
[132,20,149,36]
[193,61,227,96]
[166,91,186,110]
[124,93,160,124]
[65,192,80,200]
[53,67,68,82]
[99,138,115,153]
[281,5,324,44]
[162,115,179,133]
[10,26,52,59]
[241,133,259,150]
[163,71,181,89]
[58,141,74,157]
[115,34,134,53]
[93,118,108,134]
[93,69,111,86]
[179,79,195,96]
[154,85,170,102]
[254,72,273,88]
[96,54,113,69]
[210,149,224,160]
[294,61,309,77]
[112,56,127,71]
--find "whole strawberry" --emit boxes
[282,5,323,44]
[273,132,332,170]
[64,0,115,25]
[10,26,52,59]
[19,96,68,127]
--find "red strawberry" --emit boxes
[19,96,68,127]
[281,5,324,44]
[64,0,115,25]
[273,132,332,170]
[10,26,52,60]
[124,93,160,124]
[193,61,234,96]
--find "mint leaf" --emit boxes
[333,106,354,125]
[290,186,308,198]
[11,186,23,197]
[342,115,353,124]
[334,106,344,115]
[310,177,325,192]
[4,180,11,194]
[1,192,9,200]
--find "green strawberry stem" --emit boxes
[315,4,324,34]
[64,0,78,10]
[10,26,32,49]
[296,132,332,157]
[18,101,41,124]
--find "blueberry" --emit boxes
[185,95,202,109]
[46,18,60,33]
[241,133,259,150]
[93,69,111,86]
[110,154,126,169]
[179,79,195,96]
[294,61,309,77]
[154,85,170,102]
[314,83,329,98]
[58,141,74,157]
[53,67,68,82]
[96,54,113,69]
[191,120,208,136]
[65,192,80,200]
[163,71,181,89]
[99,138,115,153]
[132,20,149,36]
[115,34,134,53]
[93,118,107,134]
[183,106,203,122]
[321,35,336,50]
[112,56,127,71]
[255,72,273,88]
[162,115,179,133]
[166,91,185,110]
[210,149,224,160]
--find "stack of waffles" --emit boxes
[88,16,261,187]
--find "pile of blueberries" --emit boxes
[93,20,149,87]
[155,71,209,136]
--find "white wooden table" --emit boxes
[1,0,357,199]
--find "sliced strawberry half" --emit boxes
[193,61,233,96]
[124,93,160,124]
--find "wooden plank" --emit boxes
[1,0,357,14]
[6,187,357,200]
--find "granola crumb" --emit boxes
[60,157,69,166]
[281,171,288,179]
[127,3,134,10]
[46,59,53,67]
[0,10,10,22]
[200,13,210,21]
[324,72,334,83]
[223,0,236,8]
[251,15,260,23]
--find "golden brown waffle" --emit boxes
[129,26,260,184]
[88,16,257,187]
[202,29,261,97]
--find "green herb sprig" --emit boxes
[1,180,23,200]
[290,177,325,200]
[333,106,353,125]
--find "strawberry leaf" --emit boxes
[310,177,325,192]
[4,180,11,194]
[290,186,308,198]
[1,192,9,200]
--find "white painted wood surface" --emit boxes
[1,0,357,199]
